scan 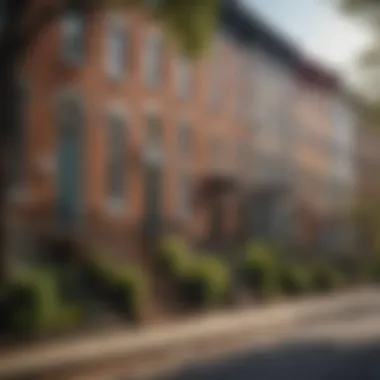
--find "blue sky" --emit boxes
[242,0,369,79]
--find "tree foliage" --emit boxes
[1,0,219,63]
[336,0,380,99]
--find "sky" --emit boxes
[242,0,370,81]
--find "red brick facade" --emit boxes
[8,2,354,259]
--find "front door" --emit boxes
[57,99,82,230]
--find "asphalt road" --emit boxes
[158,298,380,380]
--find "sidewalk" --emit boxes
[0,287,378,380]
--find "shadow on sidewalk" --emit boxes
[160,338,380,380]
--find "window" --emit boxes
[106,111,127,206]
[61,11,85,65]
[144,113,163,164]
[144,31,163,87]
[106,16,128,80]
[176,57,192,100]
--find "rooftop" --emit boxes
[219,0,340,90]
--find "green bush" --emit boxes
[179,256,230,309]
[110,268,147,321]
[241,243,278,299]
[82,255,147,322]
[2,268,82,337]
[155,236,191,278]
[280,264,311,296]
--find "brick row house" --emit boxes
[355,122,380,252]
[356,125,380,203]
[293,64,357,252]
[6,0,358,263]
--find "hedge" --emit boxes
[179,256,230,309]
[1,268,83,338]
[280,264,312,296]
[155,236,191,278]
[241,242,279,299]
[82,255,147,322]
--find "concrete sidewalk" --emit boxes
[0,287,378,380]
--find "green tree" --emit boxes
[0,0,219,281]
[337,0,380,99]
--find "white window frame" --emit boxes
[105,13,128,81]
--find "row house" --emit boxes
[293,63,357,252]
[6,0,358,262]
[225,5,300,245]
[323,89,357,253]
[356,125,380,203]
[354,122,380,252]
[7,1,246,260]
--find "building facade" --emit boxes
[7,0,357,261]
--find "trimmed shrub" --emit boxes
[155,236,191,278]
[241,243,278,299]
[110,268,147,321]
[179,256,230,309]
[82,255,147,322]
[280,264,311,296]
[2,268,83,338]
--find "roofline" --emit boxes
[220,0,340,91]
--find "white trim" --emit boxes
[105,13,129,82]
[105,197,125,216]
[143,146,164,166]
[107,101,128,120]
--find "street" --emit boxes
[157,293,380,380]
[2,288,380,380]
